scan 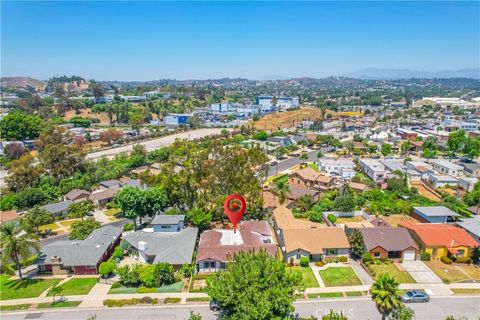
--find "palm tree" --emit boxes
[0,224,40,280]
[272,180,290,204]
[371,274,404,320]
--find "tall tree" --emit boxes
[67,200,95,221]
[99,128,123,145]
[0,112,43,141]
[206,251,302,320]
[447,130,467,156]
[69,218,101,240]
[116,186,146,229]
[334,186,356,212]
[371,274,404,320]
[380,144,392,157]
[348,229,365,258]
[272,180,290,205]
[6,154,44,192]
[39,144,85,180]
[0,224,40,280]
[23,207,54,234]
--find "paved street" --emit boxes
[1,297,478,320]
[267,150,320,177]
[86,128,228,160]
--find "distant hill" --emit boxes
[0,76,45,89]
[345,68,480,80]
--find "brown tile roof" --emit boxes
[89,187,119,201]
[293,168,320,182]
[273,206,323,230]
[64,189,90,201]
[349,182,368,191]
[360,227,418,252]
[399,221,477,248]
[196,221,277,262]
[0,210,18,224]
[287,187,320,201]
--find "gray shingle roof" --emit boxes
[123,227,198,265]
[41,200,73,214]
[413,206,459,217]
[100,180,121,188]
[37,225,122,267]
[457,216,480,238]
[151,214,185,225]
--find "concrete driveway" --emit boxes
[401,261,443,284]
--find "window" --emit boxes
[209,261,216,268]
[220,262,226,269]
[203,261,210,268]
[326,249,337,256]
[457,249,465,257]
[161,225,170,229]
[373,252,381,258]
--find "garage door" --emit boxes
[403,251,416,261]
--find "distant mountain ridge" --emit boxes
[345,68,480,80]
[0,77,45,89]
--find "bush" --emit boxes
[99,259,116,278]
[103,297,158,307]
[420,251,431,261]
[327,214,337,224]
[138,296,154,304]
[300,256,310,267]
[123,223,134,232]
[455,257,472,264]
[441,256,453,265]
[164,297,181,304]
[338,256,348,263]
[314,261,324,267]
[111,282,122,289]
[113,246,124,260]
[379,257,388,263]
[361,253,375,265]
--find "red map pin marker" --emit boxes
[224,194,247,233]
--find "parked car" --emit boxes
[270,161,278,166]
[402,290,429,303]
[209,300,221,311]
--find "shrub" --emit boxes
[441,256,453,265]
[180,264,195,278]
[113,246,124,260]
[314,261,324,267]
[338,256,348,263]
[123,223,134,232]
[455,257,472,264]
[164,297,181,304]
[327,214,337,224]
[99,259,116,278]
[379,257,388,263]
[138,296,155,304]
[111,282,122,289]
[420,251,431,261]
[300,256,310,267]
[361,253,375,265]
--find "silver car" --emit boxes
[402,290,430,303]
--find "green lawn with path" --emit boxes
[291,266,319,288]
[47,278,97,296]
[37,301,82,309]
[0,275,61,300]
[318,267,362,287]
[109,281,183,294]
[367,263,416,284]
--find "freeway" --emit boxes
[2,297,478,320]
[86,128,227,160]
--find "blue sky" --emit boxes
[2,1,479,80]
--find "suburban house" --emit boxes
[267,136,295,147]
[431,160,464,177]
[456,216,480,244]
[462,162,480,177]
[99,179,122,190]
[0,210,19,225]
[89,188,119,207]
[288,167,333,191]
[121,178,148,190]
[123,216,197,267]
[413,206,459,223]
[458,177,479,192]
[318,158,355,177]
[286,186,320,202]
[151,214,185,232]
[428,174,459,188]
[399,222,477,260]
[405,161,433,180]
[359,159,387,183]
[196,221,277,273]
[348,182,369,193]
[37,225,122,275]
[64,189,90,202]
[41,200,73,217]
[359,227,419,261]
[273,206,350,264]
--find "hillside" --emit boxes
[0,76,45,89]
[250,107,336,131]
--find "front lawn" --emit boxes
[48,278,97,296]
[367,263,416,284]
[104,208,120,217]
[291,266,319,288]
[318,267,362,287]
[0,275,61,300]
[451,288,480,295]
[308,292,343,298]
[189,274,214,292]
[37,301,81,309]
[39,223,59,232]
[58,219,79,228]
[424,261,480,284]
[109,281,183,294]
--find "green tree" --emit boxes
[334,186,356,212]
[0,224,40,280]
[24,207,54,234]
[392,307,415,320]
[381,144,392,157]
[0,112,43,141]
[69,218,101,240]
[206,251,302,320]
[447,130,467,156]
[371,274,404,320]
[185,207,212,230]
[6,154,44,192]
[463,137,480,160]
[295,194,315,213]
[272,180,290,205]
[300,152,308,160]
[322,310,347,320]
[253,131,268,141]
[471,246,480,264]
[67,199,95,221]
[116,186,146,229]
[99,259,116,278]
[400,141,411,155]
[154,262,175,286]
[39,144,86,180]
[129,112,144,135]
[348,229,365,258]
[47,284,63,303]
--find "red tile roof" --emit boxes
[399,221,477,248]
[0,210,18,224]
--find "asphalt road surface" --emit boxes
[86,128,227,160]
[267,149,321,177]
[2,297,478,320]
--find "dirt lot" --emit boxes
[64,109,111,124]
[381,214,420,227]
[250,108,337,131]
[410,180,442,202]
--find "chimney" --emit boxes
[138,241,148,252]
[50,256,61,264]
